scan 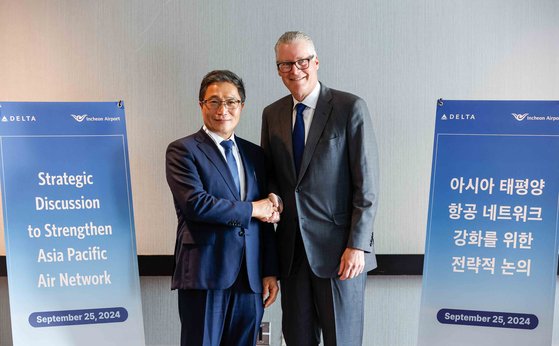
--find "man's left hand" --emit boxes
[338,248,365,280]
[262,276,279,308]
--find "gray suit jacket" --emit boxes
[261,83,379,279]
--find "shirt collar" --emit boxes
[202,125,237,146]
[292,82,321,110]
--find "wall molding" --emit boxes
[0,255,425,276]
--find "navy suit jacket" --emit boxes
[166,129,278,292]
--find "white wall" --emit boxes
[0,0,558,345]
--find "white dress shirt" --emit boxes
[202,126,246,201]
[291,82,321,144]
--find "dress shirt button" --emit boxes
[238,230,245,236]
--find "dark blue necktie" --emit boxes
[293,103,306,174]
[220,140,240,194]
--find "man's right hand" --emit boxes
[252,194,282,223]
[266,193,282,223]
[252,198,275,222]
[268,193,283,212]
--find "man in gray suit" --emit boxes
[261,31,379,346]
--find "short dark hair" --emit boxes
[198,70,246,103]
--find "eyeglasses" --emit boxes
[201,99,242,110]
[276,55,315,73]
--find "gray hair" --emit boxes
[274,31,317,59]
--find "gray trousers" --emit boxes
[280,254,367,346]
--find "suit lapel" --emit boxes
[236,138,256,200]
[195,130,241,200]
[297,85,332,183]
[277,97,299,181]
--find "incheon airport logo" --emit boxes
[1,114,37,122]
[511,113,528,121]
[70,113,121,123]
[71,114,88,122]
[512,112,559,122]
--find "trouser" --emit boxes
[281,250,367,346]
[178,261,263,346]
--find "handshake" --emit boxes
[251,193,283,223]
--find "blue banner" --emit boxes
[418,100,559,346]
[0,102,145,345]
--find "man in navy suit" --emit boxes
[166,70,280,346]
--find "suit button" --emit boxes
[238,230,245,236]
[296,187,300,192]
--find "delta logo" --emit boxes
[440,113,476,121]
[1,115,37,122]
